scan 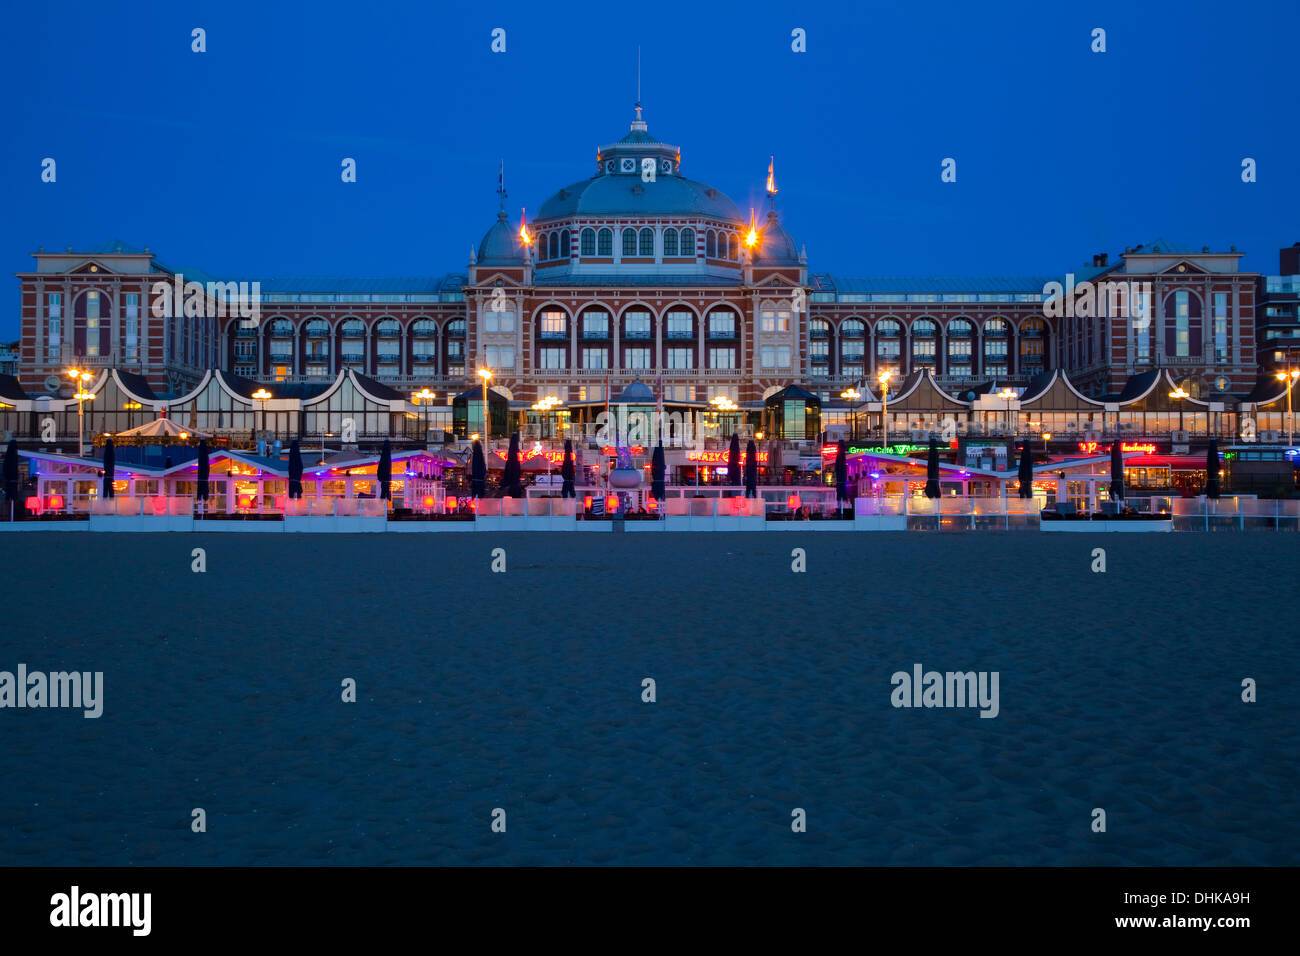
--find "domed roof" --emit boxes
[754,211,800,265]
[536,112,743,224]
[477,212,525,265]
[538,175,742,222]
[614,380,656,403]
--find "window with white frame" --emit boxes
[760,310,791,333]
[484,308,515,333]
[539,348,567,369]
[486,345,515,368]
[581,347,608,369]
[666,348,694,369]
[709,347,736,369]
[624,347,651,369]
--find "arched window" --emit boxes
[946,318,973,376]
[663,228,679,257]
[706,229,717,258]
[597,228,613,256]
[874,318,901,377]
[339,319,364,338]
[622,228,637,257]
[732,234,741,259]
[548,233,560,260]
[639,227,654,256]
[269,319,293,337]
[809,319,831,375]
[840,319,866,375]
[679,228,695,256]
[304,319,329,337]
[411,319,437,336]
[560,231,570,258]
[1019,317,1047,373]
[983,317,1009,375]
[580,228,596,256]
[911,318,938,370]
[534,233,545,260]
[445,319,466,335]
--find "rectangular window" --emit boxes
[48,292,62,319]
[622,229,637,257]
[1174,290,1190,358]
[810,340,828,361]
[447,341,464,359]
[484,310,515,333]
[709,311,736,337]
[949,363,971,377]
[1213,292,1229,363]
[376,341,399,357]
[666,348,694,369]
[913,340,936,358]
[624,347,651,369]
[47,315,61,360]
[948,340,971,358]
[582,312,609,338]
[623,312,651,338]
[581,347,608,369]
[86,291,100,320]
[665,312,693,339]
[761,347,775,368]
[984,340,1007,358]
[842,340,865,360]
[776,346,791,368]
[709,347,735,369]
[539,348,567,369]
[760,310,791,333]
[540,311,567,338]
[597,230,613,256]
[486,345,515,368]
[877,340,901,358]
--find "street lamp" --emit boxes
[251,388,272,439]
[66,368,94,457]
[841,387,861,440]
[412,388,436,444]
[878,370,893,448]
[1169,385,1190,433]
[997,387,1016,436]
[477,367,493,446]
[1042,431,1052,453]
[1276,369,1300,447]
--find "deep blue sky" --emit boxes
[3,0,1297,341]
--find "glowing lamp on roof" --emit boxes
[745,209,758,249]
[519,208,532,245]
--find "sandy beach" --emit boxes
[0,532,1295,866]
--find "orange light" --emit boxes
[46,494,64,510]
[583,495,593,509]
[519,208,532,245]
[606,494,619,512]
[745,208,758,248]
[787,494,801,510]
[423,495,436,509]
[766,156,777,196]
[647,497,658,510]
[729,497,745,515]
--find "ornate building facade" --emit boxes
[13,109,1268,417]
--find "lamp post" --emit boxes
[878,370,893,448]
[997,387,1016,436]
[477,367,493,448]
[251,388,272,441]
[841,387,861,440]
[1277,369,1300,447]
[1042,431,1052,453]
[1169,385,1190,433]
[412,388,436,444]
[66,368,94,457]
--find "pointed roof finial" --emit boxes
[631,46,647,131]
[496,158,508,220]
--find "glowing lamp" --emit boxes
[787,494,801,510]
[729,496,745,516]
[423,495,436,509]
[26,496,43,515]
[647,497,658,510]
[583,495,593,510]
[606,494,619,512]
[238,494,254,509]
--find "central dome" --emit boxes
[537,176,743,222]
[536,115,742,224]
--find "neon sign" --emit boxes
[684,450,769,464]
[826,443,931,458]
[1077,441,1158,455]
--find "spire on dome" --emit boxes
[630,45,648,132]
[496,158,508,220]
